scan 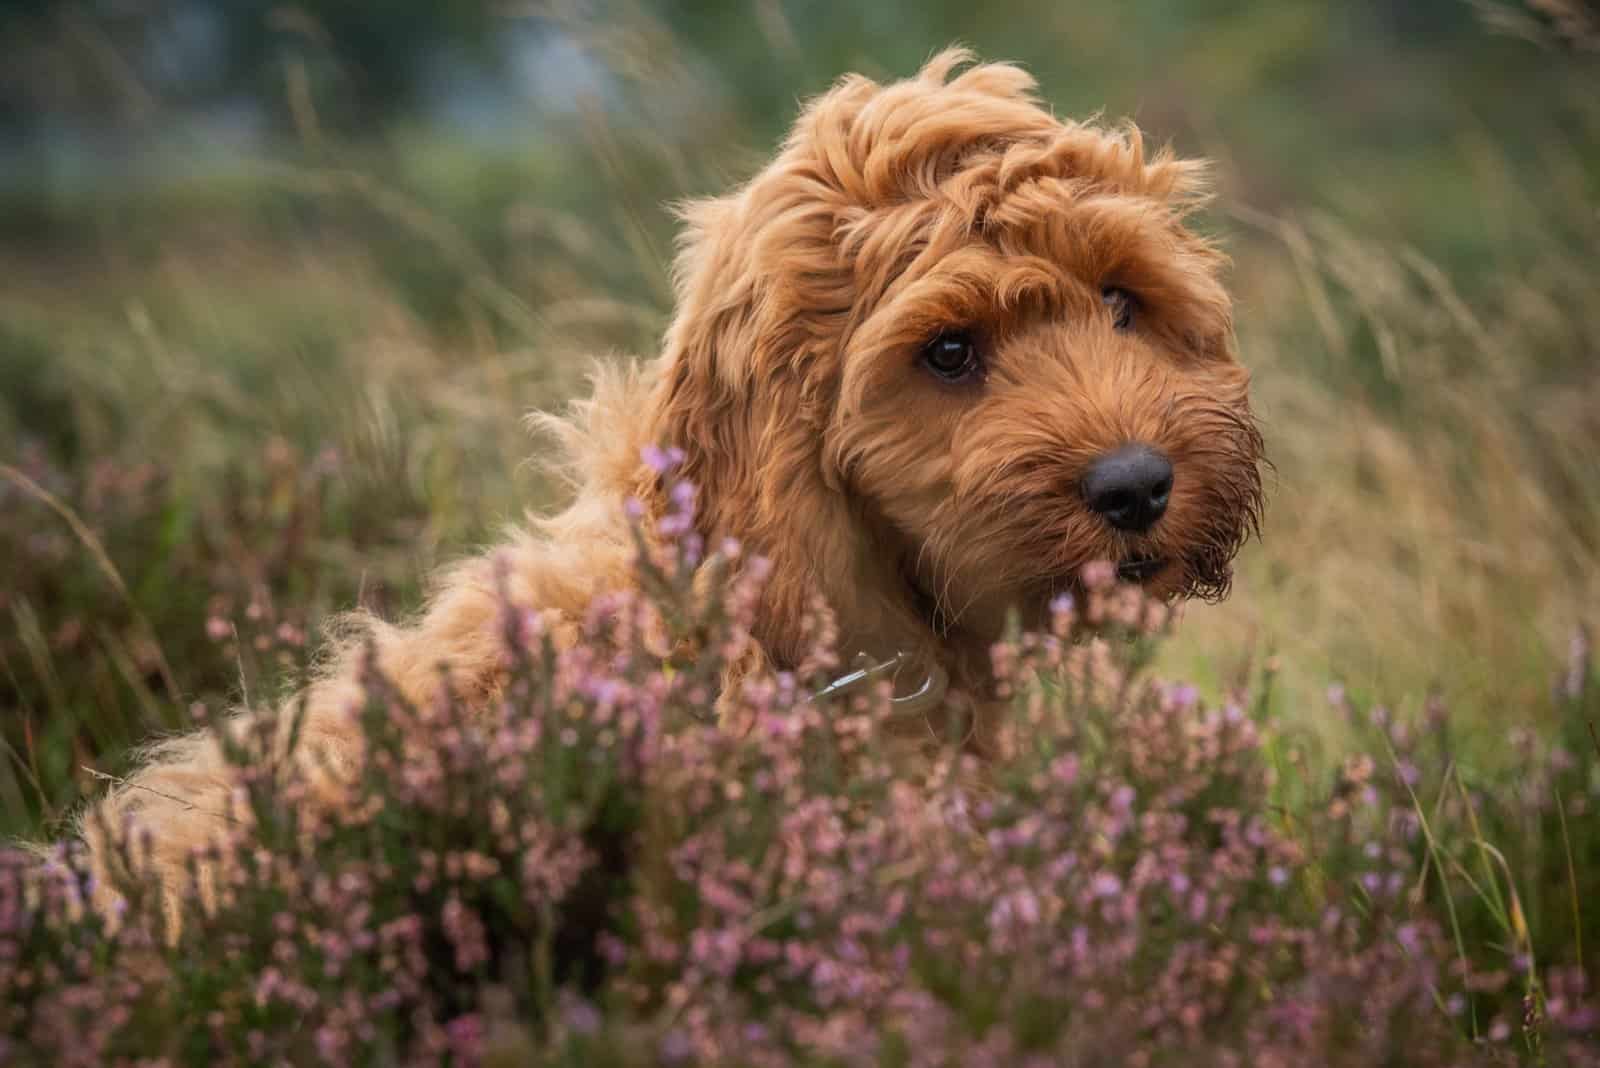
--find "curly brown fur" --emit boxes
[73,49,1263,918]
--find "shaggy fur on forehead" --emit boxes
[72,48,1263,924]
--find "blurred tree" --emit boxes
[0,0,516,144]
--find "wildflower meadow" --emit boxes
[5,466,1599,1064]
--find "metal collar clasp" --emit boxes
[811,650,948,717]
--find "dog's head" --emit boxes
[652,50,1263,657]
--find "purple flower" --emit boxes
[562,996,602,1035]
[660,1029,694,1063]
[641,444,686,474]
[445,1014,484,1060]
[1090,872,1123,899]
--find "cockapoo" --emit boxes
[81,49,1263,912]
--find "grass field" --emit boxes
[3,3,1599,1063]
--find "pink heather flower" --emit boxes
[640,444,686,474]
[1080,560,1116,590]
[1090,873,1123,899]
[1012,889,1041,925]
[1563,625,1591,700]
[597,932,629,966]
[1050,754,1080,787]
[561,996,602,1036]
[315,1025,346,1063]
[659,1030,694,1063]
[445,1014,484,1061]
[440,896,488,973]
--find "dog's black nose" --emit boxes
[1082,444,1173,532]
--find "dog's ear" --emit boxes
[651,184,869,665]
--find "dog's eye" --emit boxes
[1102,286,1137,331]
[921,331,980,382]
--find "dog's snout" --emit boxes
[1082,444,1173,532]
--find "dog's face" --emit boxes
[658,51,1263,646]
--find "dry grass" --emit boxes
[1162,199,1600,722]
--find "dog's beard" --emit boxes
[915,442,1263,633]
[1168,435,1267,604]
[908,522,1246,639]
[1001,523,1248,631]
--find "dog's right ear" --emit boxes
[649,179,871,666]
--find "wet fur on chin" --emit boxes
[74,48,1263,917]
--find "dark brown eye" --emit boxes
[1102,286,1137,330]
[920,330,980,382]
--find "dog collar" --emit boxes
[811,650,948,716]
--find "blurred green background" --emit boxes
[2,0,1598,836]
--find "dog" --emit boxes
[78,48,1263,913]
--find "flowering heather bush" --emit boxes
[4,475,1598,1066]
